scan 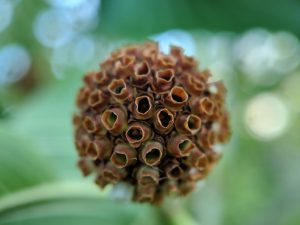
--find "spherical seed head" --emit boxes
[73,42,231,204]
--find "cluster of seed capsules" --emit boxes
[73,42,230,204]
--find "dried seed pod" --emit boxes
[110,143,137,168]
[125,122,151,148]
[85,137,112,160]
[93,71,110,86]
[190,96,215,118]
[77,158,93,176]
[175,113,202,135]
[88,89,107,110]
[133,60,152,87]
[73,42,231,204]
[197,128,216,149]
[82,115,106,135]
[76,87,91,108]
[152,69,175,93]
[178,179,196,196]
[133,185,156,203]
[139,141,164,166]
[101,108,127,135]
[164,159,184,180]
[183,147,208,170]
[153,108,174,134]
[96,162,127,187]
[136,166,160,186]
[180,72,206,95]
[108,79,133,103]
[163,86,189,110]
[131,95,154,119]
[114,55,135,78]
[167,134,195,157]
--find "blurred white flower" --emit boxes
[45,0,87,8]
[245,93,289,140]
[0,44,31,84]
[51,36,95,78]
[33,9,75,48]
[150,29,196,56]
[0,0,14,33]
[234,28,300,85]
[45,0,101,32]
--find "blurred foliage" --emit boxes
[1,0,300,225]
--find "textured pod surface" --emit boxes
[73,42,231,204]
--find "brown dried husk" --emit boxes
[73,42,231,204]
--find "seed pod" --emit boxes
[178,179,195,196]
[163,86,188,110]
[73,42,231,204]
[183,147,208,170]
[76,87,91,108]
[82,115,106,135]
[125,122,151,148]
[180,72,206,95]
[133,60,152,87]
[197,128,216,149]
[110,143,137,168]
[156,54,176,68]
[153,108,174,134]
[114,55,135,78]
[75,135,90,157]
[88,89,107,110]
[92,71,110,87]
[167,134,195,157]
[108,79,133,103]
[136,166,160,186]
[164,159,184,180]
[77,159,93,176]
[139,141,164,166]
[187,168,208,181]
[96,162,127,187]
[175,113,202,135]
[85,137,112,160]
[133,185,156,203]
[101,108,127,135]
[190,96,215,118]
[131,95,154,119]
[152,69,175,93]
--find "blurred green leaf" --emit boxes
[0,127,56,197]
[0,181,171,225]
[9,74,82,179]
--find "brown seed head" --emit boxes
[73,42,231,204]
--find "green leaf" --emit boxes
[0,127,56,198]
[0,181,171,225]
[9,75,82,179]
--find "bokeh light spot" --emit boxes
[245,93,289,140]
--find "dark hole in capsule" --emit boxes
[188,117,198,129]
[128,127,143,140]
[114,85,124,94]
[158,70,173,81]
[137,97,150,114]
[170,166,181,178]
[107,112,117,128]
[140,176,156,185]
[146,149,161,163]
[113,152,127,166]
[137,62,149,75]
[84,118,95,131]
[172,94,183,102]
[179,140,190,151]
[159,110,172,127]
